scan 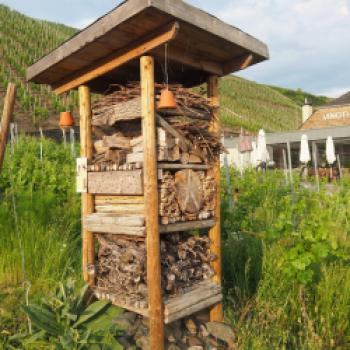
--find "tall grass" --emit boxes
[0,137,81,340]
[0,192,80,290]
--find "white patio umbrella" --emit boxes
[256,129,269,164]
[326,136,336,165]
[299,134,311,163]
[250,141,258,168]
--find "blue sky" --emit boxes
[2,0,350,97]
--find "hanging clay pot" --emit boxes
[158,88,177,110]
[59,111,74,128]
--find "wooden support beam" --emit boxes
[79,85,95,286]
[54,22,179,94]
[207,75,223,322]
[223,53,254,75]
[0,83,16,172]
[141,56,164,349]
[157,163,210,170]
[159,219,215,233]
[156,114,190,152]
[154,45,223,76]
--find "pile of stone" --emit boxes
[114,310,236,350]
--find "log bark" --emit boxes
[0,83,16,172]
[141,56,164,350]
[79,85,95,286]
[207,76,223,322]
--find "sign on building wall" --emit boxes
[323,110,350,121]
[301,105,350,130]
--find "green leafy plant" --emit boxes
[20,279,123,349]
[221,169,350,285]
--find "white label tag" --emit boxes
[76,157,88,193]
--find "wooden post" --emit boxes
[79,85,95,286]
[312,141,320,192]
[0,83,16,171]
[141,56,164,349]
[207,75,223,322]
[286,142,293,188]
[282,148,288,185]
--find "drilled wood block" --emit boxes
[88,170,143,195]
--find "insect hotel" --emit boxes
[27,1,268,348]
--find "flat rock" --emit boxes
[187,336,202,347]
[116,336,133,349]
[167,344,181,350]
[194,310,210,324]
[123,311,137,323]
[136,335,150,350]
[205,322,236,348]
[113,315,133,331]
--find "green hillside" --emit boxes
[219,76,302,131]
[0,4,326,132]
[0,4,77,122]
[269,85,331,107]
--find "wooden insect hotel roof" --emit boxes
[27,0,269,93]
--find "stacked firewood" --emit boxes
[89,82,223,171]
[159,170,216,224]
[95,234,216,310]
[161,233,216,296]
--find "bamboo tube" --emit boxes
[207,75,223,322]
[79,85,95,286]
[141,56,164,349]
[0,83,16,172]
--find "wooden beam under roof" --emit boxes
[223,53,254,75]
[153,45,223,76]
[53,21,180,94]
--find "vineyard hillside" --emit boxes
[0,4,327,132]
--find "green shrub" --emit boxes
[20,279,123,349]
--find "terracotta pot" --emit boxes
[59,111,74,128]
[157,88,177,110]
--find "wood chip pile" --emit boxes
[95,234,216,310]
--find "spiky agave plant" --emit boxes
[20,279,124,349]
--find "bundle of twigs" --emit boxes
[95,233,216,309]
[92,82,213,125]
[165,116,224,159]
[161,233,216,296]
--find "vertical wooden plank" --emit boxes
[79,85,95,286]
[286,141,294,187]
[282,148,288,185]
[207,75,223,322]
[141,56,164,349]
[312,141,320,192]
[0,83,16,171]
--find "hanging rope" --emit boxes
[164,43,169,87]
